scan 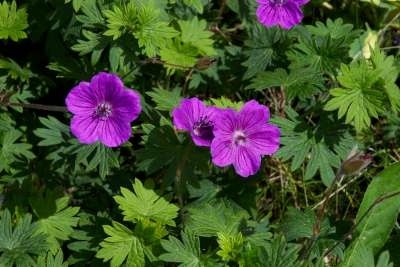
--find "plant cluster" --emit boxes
[0,0,399,267]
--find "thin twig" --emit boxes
[301,171,344,260]
[312,175,360,210]
[6,102,67,112]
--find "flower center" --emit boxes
[271,0,287,5]
[233,130,246,146]
[193,116,214,140]
[94,102,112,120]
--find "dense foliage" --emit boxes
[0,0,400,266]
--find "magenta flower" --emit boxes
[256,0,309,29]
[211,100,280,177]
[65,72,142,147]
[172,98,218,147]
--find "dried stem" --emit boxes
[6,102,67,112]
[301,171,345,259]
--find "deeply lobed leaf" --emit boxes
[114,178,179,226]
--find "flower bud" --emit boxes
[339,148,372,176]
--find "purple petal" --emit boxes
[90,72,124,102]
[293,0,309,6]
[278,3,303,29]
[256,4,280,28]
[247,124,280,155]
[256,1,304,29]
[233,147,261,177]
[172,98,206,131]
[113,89,142,122]
[191,132,212,147]
[237,100,270,133]
[70,115,99,144]
[213,108,237,138]
[65,82,97,115]
[205,105,220,123]
[211,137,234,167]
[256,0,271,5]
[97,117,132,147]
[191,105,220,147]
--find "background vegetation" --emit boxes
[0,0,400,266]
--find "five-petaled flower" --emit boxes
[256,0,309,29]
[172,97,218,147]
[66,72,142,147]
[211,100,280,177]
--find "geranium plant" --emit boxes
[0,0,399,266]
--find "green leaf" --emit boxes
[271,108,355,184]
[0,57,34,81]
[376,251,394,267]
[47,58,89,80]
[287,18,359,75]
[349,27,378,59]
[133,218,169,245]
[324,49,400,132]
[32,195,80,253]
[71,30,109,65]
[159,17,216,72]
[242,24,287,79]
[335,248,393,267]
[306,18,354,40]
[0,0,28,41]
[103,4,127,40]
[182,0,204,13]
[136,125,210,187]
[340,163,400,266]
[178,17,216,56]
[33,116,70,146]
[159,40,198,71]
[146,87,182,112]
[36,249,69,267]
[225,0,256,23]
[255,235,300,267]
[75,0,104,26]
[114,178,179,226]
[133,2,178,57]
[159,230,202,266]
[239,218,272,248]
[186,199,250,237]
[93,143,120,179]
[0,209,49,267]
[72,142,120,178]
[208,96,243,110]
[0,130,35,173]
[339,244,375,267]
[72,0,84,12]
[71,30,107,55]
[247,67,324,100]
[187,179,221,205]
[216,232,244,261]
[281,207,330,241]
[96,221,145,267]
[109,45,123,72]
[371,50,400,111]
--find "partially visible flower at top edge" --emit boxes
[211,100,280,177]
[65,72,142,148]
[256,0,310,30]
[172,97,218,147]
